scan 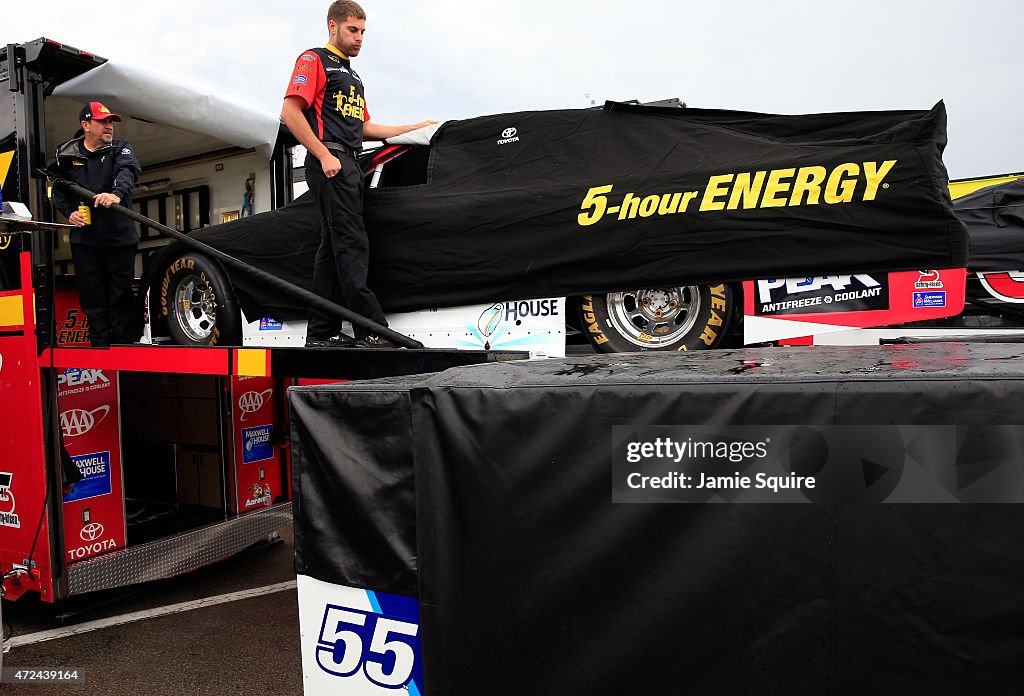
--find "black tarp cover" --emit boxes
[182,194,320,322]
[289,344,1024,695]
[186,101,967,319]
[953,178,1024,271]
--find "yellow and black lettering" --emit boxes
[577,160,898,227]
[760,168,796,208]
[727,171,766,210]
[699,175,732,212]
[579,297,609,344]
[336,90,367,121]
[789,166,827,206]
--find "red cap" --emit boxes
[79,101,122,123]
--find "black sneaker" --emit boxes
[305,334,357,348]
[356,334,402,348]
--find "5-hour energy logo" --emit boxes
[578,160,897,226]
[58,308,90,345]
[336,85,366,120]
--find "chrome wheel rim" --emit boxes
[605,287,700,348]
[173,273,218,342]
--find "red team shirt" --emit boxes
[285,44,371,149]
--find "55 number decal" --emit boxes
[316,605,419,688]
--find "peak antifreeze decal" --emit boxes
[754,274,888,316]
[578,160,897,226]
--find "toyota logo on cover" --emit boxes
[238,389,273,421]
[497,127,520,145]
[80,522,105,541]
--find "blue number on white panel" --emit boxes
[316,605,419,688]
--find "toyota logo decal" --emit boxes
[80,522,105,541]
[502,127,517,138]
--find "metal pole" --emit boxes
[45,174,424,349]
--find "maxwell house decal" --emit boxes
[242,425,274,464]
[64,451,113,502]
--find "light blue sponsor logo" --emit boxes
[293,75,308,85]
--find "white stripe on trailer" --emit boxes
[7,580,297,648]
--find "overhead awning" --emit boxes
[52,61,280,159]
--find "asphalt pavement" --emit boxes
[2,524,301,695]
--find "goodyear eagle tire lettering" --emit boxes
[160,253,241,346]
[579,284,737,353]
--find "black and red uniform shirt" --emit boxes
[285,44,371,149]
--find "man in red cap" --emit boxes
[50,101,142,346]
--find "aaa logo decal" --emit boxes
[238,389,273,421]
[60,405,111,437]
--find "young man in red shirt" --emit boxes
[281,0,436,348]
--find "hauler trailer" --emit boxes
[0,38,528,610]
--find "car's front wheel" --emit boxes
[577,284,738,352]
[157,253,241,346]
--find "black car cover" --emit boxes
[953,178,1024,272]
[187,101,967,319]
[183,193,321,322]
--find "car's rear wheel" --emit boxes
[158,253,241,346]
[578,284,737,352]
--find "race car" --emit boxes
[142,100,969,353]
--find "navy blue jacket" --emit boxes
[50,137,142,246]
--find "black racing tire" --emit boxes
[157,253,241,346]
[577,284,738,353]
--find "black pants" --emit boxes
[305,151,387,340]
[71,242,137,346]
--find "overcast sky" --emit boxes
[8,0,1022,178]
